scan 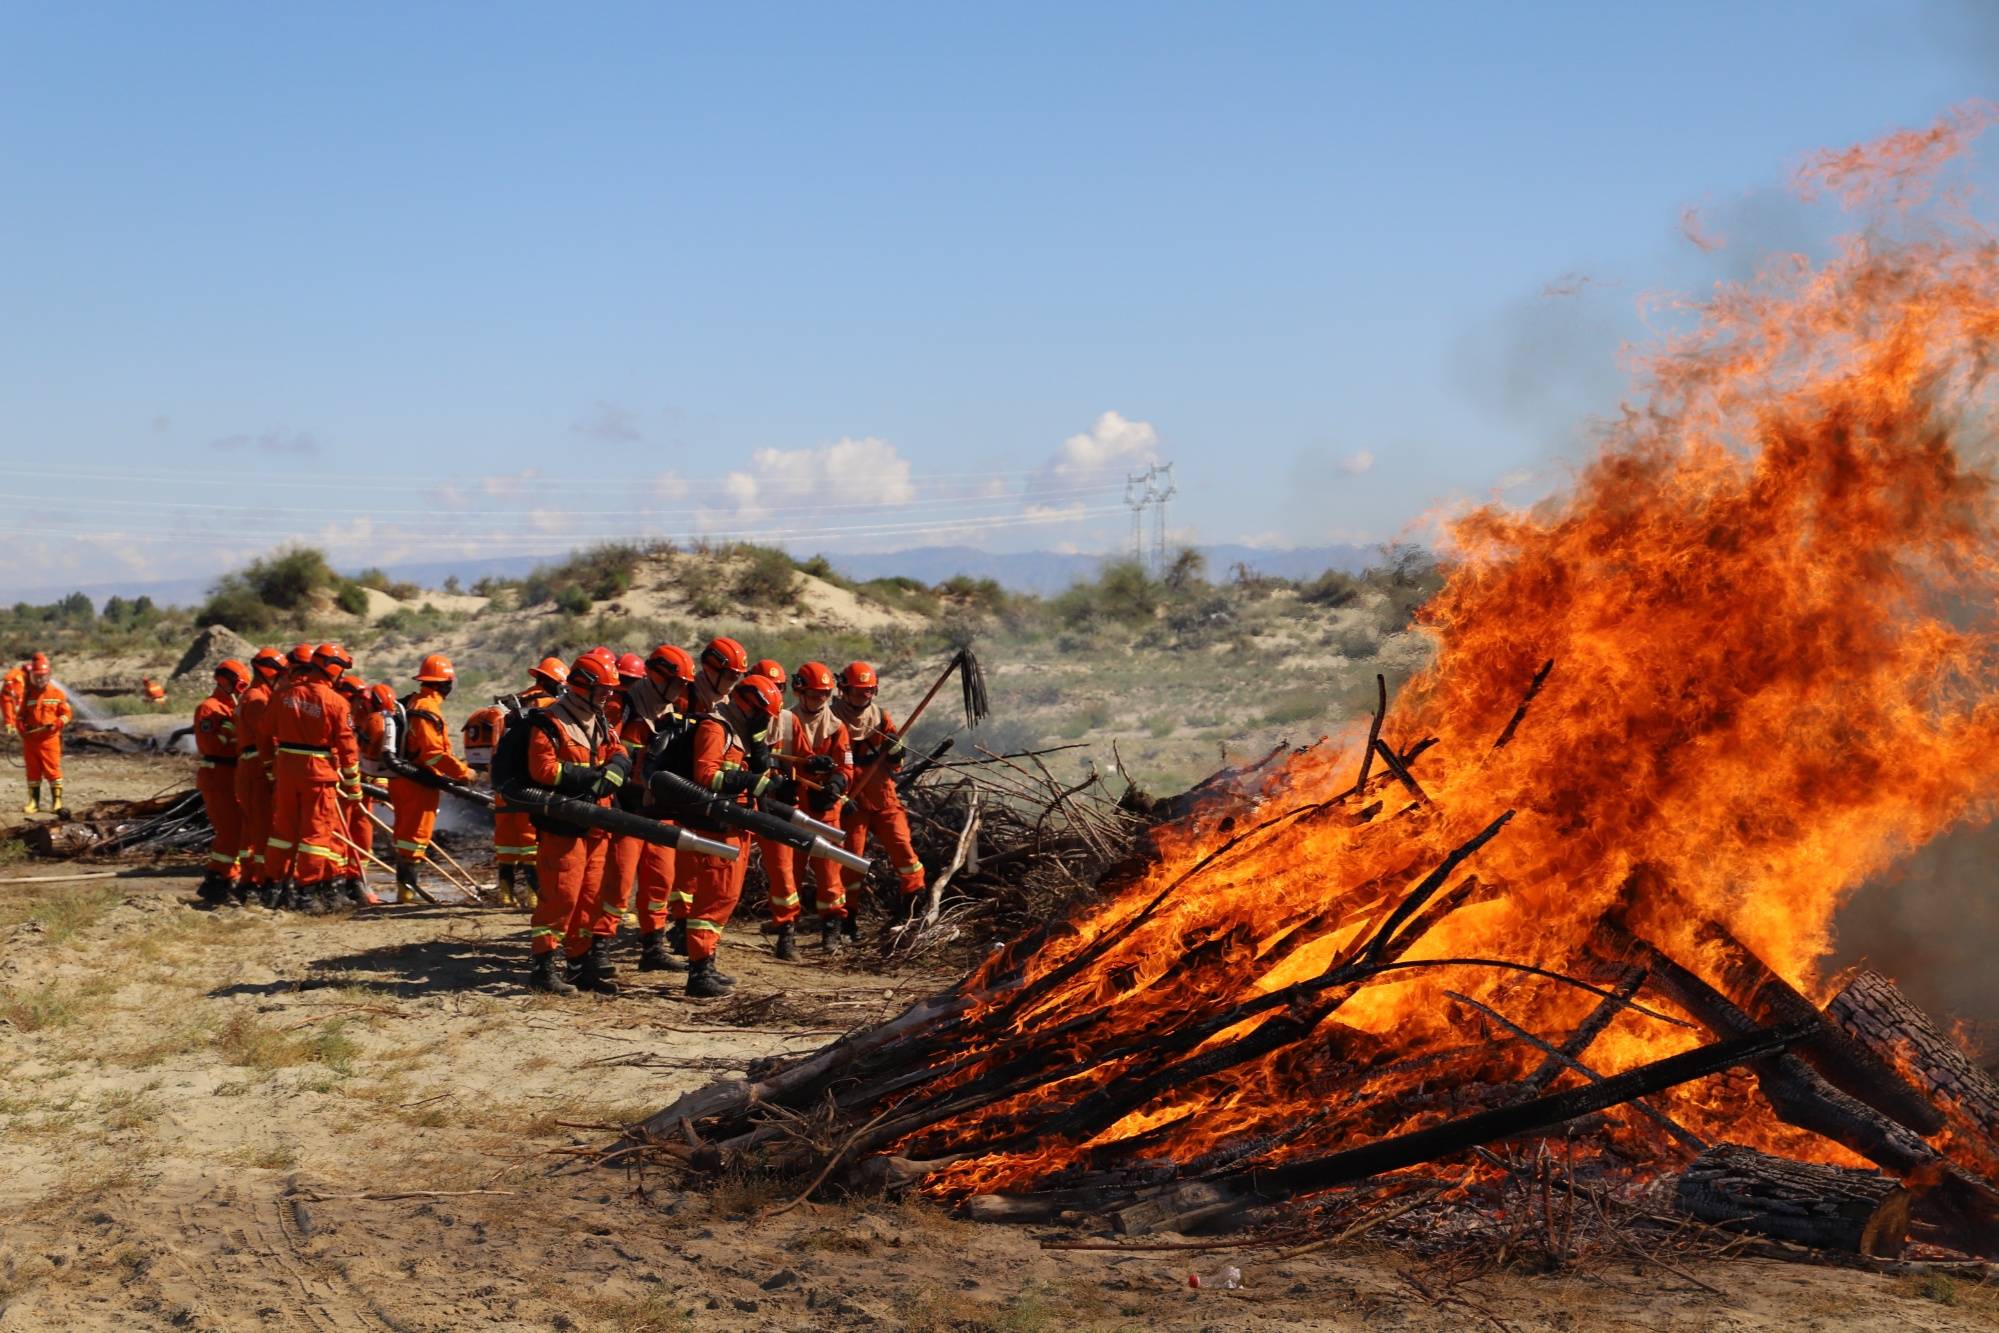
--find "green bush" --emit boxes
[553,585,592,617]
[935,575,1008,616]
[521,543,644,611]
[1163,548,1207,592]
[1299,569,1362,607]
[733,546,799,607]
[354,567,420,600]
[335,582,370,616]
[197,546,348,633]
[1367,545,1446,625]
[1056,700,1115,740]
[856,576,940,618]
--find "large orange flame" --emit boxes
[917,109,1999,1197]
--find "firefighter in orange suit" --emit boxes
[582,652,649,959]
[489,658,565,910]
[262,644,360,914]
[231,648,287,901]
[0,661,24,735]
[17,653,73,815]
[787,661,855,952]
[747,660,806,959]
[191,659,250,904]
[664,637,749,956]
[524,652,626,995]
[666,674,782,997]
[331,674,382,906]
[629,645,696,973]
[389,653,475,904]
[831,661,926,925]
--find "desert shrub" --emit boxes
[1367,544,1446,624]
[376,603,457,637]
[552,585,591,618]
[1163,547,1207,592]
[1261,686,1326,727]
[794,553,861,594]
[1056,700,1115,740]
[857,576,940,618]
[355,567,421,600]
[733,546,799,607]
[1095,560,1160,626]
[1324,622,1382,659]
[1299,568,1363,607]
[198,546,349,632]
[335,583,370,616]
[935,575,1008,616]
[521,542,643,610]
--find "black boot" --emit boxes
[685,958,734,998]
[528,949,577,995]
[395,860,421,905]
[665,920,687,956]
[273,878,300,911]
[574,935,620,996]
[774,924,799,961]
[298,881,329,915]
[638,931,687,973]
[255,881,279,910]
[841,910,861,942]
[195,871,232,907]
[820,918,844,953]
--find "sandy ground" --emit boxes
[1,753,1996,1332]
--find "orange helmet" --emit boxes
[838,661,879,693]
[369,683,398,713]
[215,659,251,689]
[568,652,620,691]
[731,674,784,723]
[28,651,50,674]
[646,644,695,684]
[615,652,645,682]
[251,647,286,678]
[334,674,365,698]
[752,658,787,689]
[288,642,315,669]
[415,653,455,684]
[528,656,567,692]
[313,642,352,680]
[586,645,617,669]
[701,637,748,676]
[793,660,836,695]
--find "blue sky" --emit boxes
[2,1,1993,588]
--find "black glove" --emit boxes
[804,754,835,775]
[712,767,759,798]
[807,770,846,816]
[554,762,600,797]
[745,738,773,772]
[594,748,634,796]
[765,777,798,806]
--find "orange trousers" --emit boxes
[195,765,241,880]
[388,777,438,863]
[842,800,925,896]
[21,731,61,783]
[674,832,749,963]
[530,827,610,957]
[234,762,272,884]
[756,835,801,925]
[590,833,642,937]
[493,806,537,867]
[341,795,374,879]
[267,773,343,886]
[634,842,677,933]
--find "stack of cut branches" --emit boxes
[20,789,211,859]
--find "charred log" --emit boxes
[1827,970,1999,1151]
[1675,1143,1910,1257]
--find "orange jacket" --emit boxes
[192,691,240,763]
[786,707,853,811]
[830,699,904,812]
[264,677,359,785]
[526,694,617,805]
[1,667,25,722]
[237,681,277,779]
[16,682,73,736]
[402,687,473,782]
[691,716,749,799]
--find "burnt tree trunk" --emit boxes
[1826,970,1999,1150]
[1675,1143,1911,1257]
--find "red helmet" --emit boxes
[369,683,398,712]
[251,647,286,677]
[528,656,567,692]
[701,637,748,675]
[313,642,352,680]
[731,674,784,722]
[568,652,620,690]
[752,658,787,689]
[288,642,315,669]
[586,645,617,669]
[333,674,365,698]
[28,651,50,674]
[615,652,646,682]
[838,661,879,693]
[214,659,251,689]
[415,653,455,684]
[645,644,695,684]
[793,660,836,694]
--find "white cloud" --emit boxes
[1048,410,1159,481]
[715,436,914,525]
[1336,450,1375,476]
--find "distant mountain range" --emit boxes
[22,543,1385,609]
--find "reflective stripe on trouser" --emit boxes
[634,841,676,934]
[755,835,800,925]
[529,828,610,957]
[196,766,241,880]
[387,777,437,863]
[841,802,925,894]
[676,831,748,963]
[493,809,538,866]
[234,758,272,883]
[589,834,642,938]
[267,775,344,885]
[22,733,61,783]
[809,848,846,919]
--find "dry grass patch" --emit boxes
[1,973,116,1033]
[0,881,123,945]
[568,1284,690,1332]
[216,1012,361,1076]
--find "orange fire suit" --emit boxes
[525,695,617,958]
[833,700,925,897]
[232,677,279,885]
[492,691,554,872]
[349,706,393,880]
[390,688,473,867]
[0,666,23,732]
[16,682,73,784]
[261,676,359,887]
[668,714,757,964]
[192,689,243,880]
[595,679,687,938]
[785,706,855,919]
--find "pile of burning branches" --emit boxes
[612,112,1999,1267]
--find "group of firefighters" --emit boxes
[2,653,74,815]
[177,637,927,998]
